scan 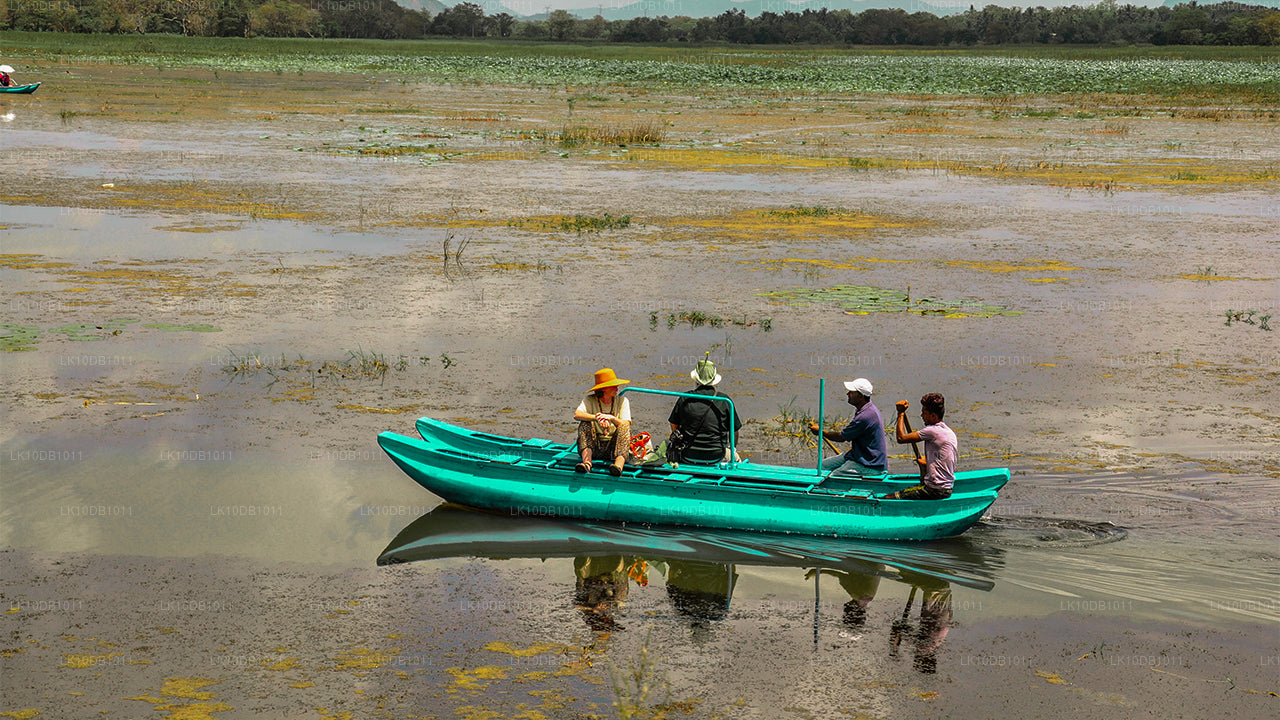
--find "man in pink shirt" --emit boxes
[883,393,956,500]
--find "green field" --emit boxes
[4,31,1279,100]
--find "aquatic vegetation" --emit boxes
[672,208,920,243]
[558,123,664,148]
[1224,309,1273,331]
[487,256,559,274]
[510,214,631,233]
[765,397,821,442]
[649,310,771,331]
[49,319,137,341]
[0,324,42,352]
[31,37,1280,100]
[607,628,668,720]
[0,318,220,349]
[763,205,847,219]
[941,259,1079,274]
[141,323,221,332]
[761,285,1022,318]
[96,182,323,222]
[0,254,74,270]
[344,347,391,379]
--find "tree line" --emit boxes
[2,0,1278,45]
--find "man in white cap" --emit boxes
[809,378,888,477]
[667,354,743,466]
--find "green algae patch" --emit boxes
[674,208,923,242]
[484,641,563,657]
[447,666,509,691]
[0,325,42,352]
[0,711,41,719]
[141,323,222,333]
[761,285,1022,318]
[941,259,1079,274]
[158,678,224,700]
[0,254,75,270]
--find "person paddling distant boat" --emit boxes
[883,394,957,500]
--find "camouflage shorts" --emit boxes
[898,484,952,500]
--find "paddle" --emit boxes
[889,586,918,657]
[896,400,923,463]
[822,435,842,457]
[903,414,923,462]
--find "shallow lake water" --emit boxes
[2,63,1278,718]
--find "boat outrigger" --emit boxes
[377,386,1009,541]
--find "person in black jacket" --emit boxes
[667,356,743,467]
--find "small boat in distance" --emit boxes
[0,82,40,94]
[377,389,1009,541]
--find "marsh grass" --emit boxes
[608,628,669,720]
[765,397,827,442]
[765,205,849,219]
[488,254,558,274]
[513,214,631,232]
[1224,309,1273,331]
[558,122,665,147]
[650,310,771,330]
[221,347,439,386]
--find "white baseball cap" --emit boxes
[843,378,873,396]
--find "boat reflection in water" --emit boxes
[379,504,1002,674]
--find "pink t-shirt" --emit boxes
[917,422,957,491]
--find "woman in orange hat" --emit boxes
[573,368,632,476]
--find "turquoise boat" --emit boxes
[377,389,1008,541]
[0,83,40,94]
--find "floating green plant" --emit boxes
[141,323,222,332]
[0,324,42,352]
[760,285,1022,318]
[49,318,141,341]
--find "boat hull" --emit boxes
[0,83,40,94]
[378,419,1009,541]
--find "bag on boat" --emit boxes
[666,427,689,465]
[628,431,662,465]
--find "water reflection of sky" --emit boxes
[0,204,433,258]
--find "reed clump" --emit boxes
[558,122,665,148]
